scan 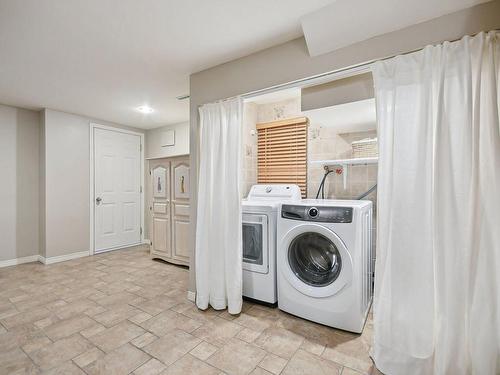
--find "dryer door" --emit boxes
[242,213,269,274]
[280,224,352,298]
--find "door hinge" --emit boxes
[140,186,143,193]
[149,170,151,175]
[140,227,143,235]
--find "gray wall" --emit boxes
[0,104,40,262]
[301,73,374,112]
[40,109,145,258]
[146,122,189,159]
[188,0,500,292]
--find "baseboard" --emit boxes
[0,255,39,268]
[38,250,90,265]
[187,290,196,302]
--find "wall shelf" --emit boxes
[310,157,378,166]
[310,157,378,189]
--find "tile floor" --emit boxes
[0,245,381,375]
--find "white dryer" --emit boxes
[277,199,373,333]
[242,184,301,305]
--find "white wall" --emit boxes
[146,122,189,159]
[0,104,40,262]
[40,109,145,259]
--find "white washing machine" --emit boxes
[242,184,302,305]
[277,199,373,333]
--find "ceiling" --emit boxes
[0,0,332,129]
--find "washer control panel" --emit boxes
[282,204,353,223]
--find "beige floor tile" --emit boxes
[133,358,166,375]
[189,341,219,361]
[181,305,221,323]
[131,332,158,348]
[34,315,60,330]
[43,361,86,375]
[92,303,141,327]
[0,324,45,353]
[342,367,365,375]
[54,300,99,320]
[94,291,143,307]
[79,322,107,338]
[83,305,107,317]
[0,246,375,375]
[207,338,266,375]
[192,316,243,347]
[233,312,272,333]
[72,347,105,368]
[300,338,326,356]
[132,295,178,315]
[0,306,51,329]
[321,333,373,373]
[236,327,262,343]
[128,311,153,325]
[0,348,38,374]
[140,309,202,336]
[88,320,145,352]
[43,315,95,340]
[142,329,201,366]
[84,343,150,375]
[21,335,52,354]
[259,353,288,375]
[29,334,93,370]
[250,368,273,375]
[161,354,220,375]
[282,349,342,375]
[254,327,304,359]
[170,301,194,314]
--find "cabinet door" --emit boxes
[150,162,171,257]
[172,162,190,200]
[171,159,190,262]
[172,217,190,261]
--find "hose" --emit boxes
[356,184,377,200]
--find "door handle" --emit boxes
[96,197,102,205]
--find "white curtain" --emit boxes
[372,31,500,375]
[195,98,243,315]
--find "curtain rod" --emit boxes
[211,29,499,104]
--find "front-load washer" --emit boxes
[277,199,373,333]
[242,184,301,304]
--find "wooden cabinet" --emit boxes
[149,157,190,266]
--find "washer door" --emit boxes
[242,213,269,274]
[280,224,352,298]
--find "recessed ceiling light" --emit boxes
[136,105,154,114]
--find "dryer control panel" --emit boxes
[281,204,353,223]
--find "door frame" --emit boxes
[89,123,145,255]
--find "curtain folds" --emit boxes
[196,98,243,315]
[372,31,500,375]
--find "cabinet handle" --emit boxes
[180,176,185,194]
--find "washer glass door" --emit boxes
[242,213,269,274]
[288,232,341,287]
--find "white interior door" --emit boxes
[94,128,141,252]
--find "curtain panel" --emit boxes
[372,31,500,375]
